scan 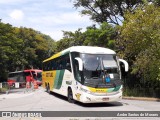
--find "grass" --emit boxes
[0,87,9,93]
[123,87,160,98]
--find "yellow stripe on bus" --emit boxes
[88,87,115,93]
[88,87,108,93]
[43,52,61,62]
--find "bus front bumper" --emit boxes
[79,91,122,103]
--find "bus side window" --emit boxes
[59,57,63,69]
[43,62,49,71]
[51,60,54,70]
[48,62,51,70]
[64,54,71,72]
[71,52,81,82]
[57,59,60,70]
[74,59,81,82]
[61,55,66,70]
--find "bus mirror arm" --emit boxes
[75,57,83,71]
[119,59,129,72]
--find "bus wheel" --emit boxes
[68,88,74,103]
[45,83,48,92]
[47,84,51,94]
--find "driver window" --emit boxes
[71,52,81,82]
[74,60,81,82]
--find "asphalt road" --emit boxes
[0,87,160,120]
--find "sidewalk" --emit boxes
[0,87,41,99]
[123,96,160,102]
[0,92,34,99]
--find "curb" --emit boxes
[123,96,160,102]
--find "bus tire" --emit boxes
[68,88,74,103]
[47,84,51,94]
[45,83,48,92]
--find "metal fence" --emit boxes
[123,75,160,98]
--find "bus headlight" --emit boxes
[80,87,91,94]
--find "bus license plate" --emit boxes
[102,98,109,101]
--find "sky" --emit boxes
[0,0,94,41]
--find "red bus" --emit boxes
[7,69,42,87]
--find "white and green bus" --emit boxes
[42,46,128,103]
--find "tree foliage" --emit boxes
[73,0,149,25]
[0,23,23,80]
[15,27,56,69]
[84,22,117,49]
[0,22,55,81]
[55,29,85,52]
[117,4,160,81]
[55,22,117,52]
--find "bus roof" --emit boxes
[9,69,42,74]
[8,71,23,74]
[43,46,116,62]
[23,69,42,72]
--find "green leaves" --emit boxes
[0,23,23,80]
[15,27,56,69]
[55,22,117,52]
[84,22,117,48]
[73,0,147,25]
[55,29,85,52]
[0,22,56,81]
[117,4,160,81]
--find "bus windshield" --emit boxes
[80,54,120,87]
[31,71,42,81]
[36,72,42,81]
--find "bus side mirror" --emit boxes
[119,59,129,72]
[75,57,83,71]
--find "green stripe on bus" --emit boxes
[54,70,60,89]
[113,85,121,91]
[54,70,65,89]
[107,88,114,93]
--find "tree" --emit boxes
[117,4,160,82]
[55,29,85,52]
[0,22,56,81]
[15,27,56,69]
[73,0,146,25]
[0,23,23,81]
[84,22,117,49]
[55,22,117,52]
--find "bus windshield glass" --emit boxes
[36,72,42,81]
[31,71,42,81]
[80,54,120,84]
